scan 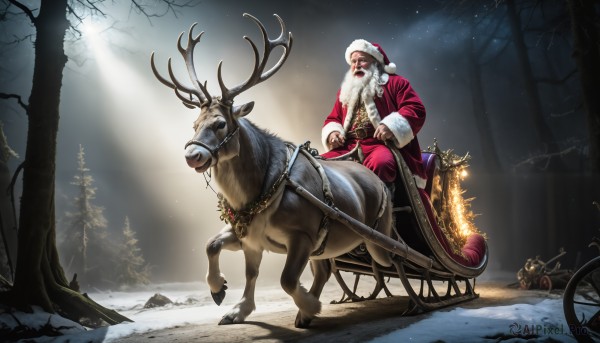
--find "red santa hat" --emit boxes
[345,39,397,74]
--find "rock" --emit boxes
[144,293,173,308]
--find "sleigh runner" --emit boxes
[151,13,488,328]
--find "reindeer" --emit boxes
[151,13,394,328]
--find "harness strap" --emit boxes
[293,143,389,256]
[294,142,334,256]
[371,181,389,233]
[185,126,240,164]
[298,146,334,205]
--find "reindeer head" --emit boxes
[151,13,293,173]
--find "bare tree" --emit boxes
[567,0,600,172]
[0,0,196,327]
[440,1,506,171]
[466,11,505,171]
[505,0,565,169]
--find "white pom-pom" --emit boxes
[384,62,396,74]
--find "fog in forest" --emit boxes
[1,0,598,289]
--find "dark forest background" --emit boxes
[0,0,599,297]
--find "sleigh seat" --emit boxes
[419,151,487,269]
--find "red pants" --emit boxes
[321,139,397,183]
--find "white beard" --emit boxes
[339,64,383,109]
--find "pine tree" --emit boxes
[115,217,150,287]
[59,145,108,285]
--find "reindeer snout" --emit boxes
[184,150,200,167]
[185,147,212,172]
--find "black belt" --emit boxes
[347,127,374,140]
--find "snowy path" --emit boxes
[1,276,589,342]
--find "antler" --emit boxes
[151,23,212,109]
[218,13,293,104]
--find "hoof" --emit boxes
[295,312,313,328]
[211,282,228,305]
[218,314,236,325]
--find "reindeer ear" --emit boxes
[232,101,254,118]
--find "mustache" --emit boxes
[353,64,376,76]
[353,69,368,77]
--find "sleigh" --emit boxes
[298,140,489,314]
[152,13,488,327]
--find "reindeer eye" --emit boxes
[215,121,226,130]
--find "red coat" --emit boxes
[321,74,427,186]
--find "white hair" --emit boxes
[339,64,384,109]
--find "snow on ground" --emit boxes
[372,299,580,343]
[0,281,293,342]
[0,280,595,342]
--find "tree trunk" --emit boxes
[567,0,600,172]
[467,22,502,172]
[6,0,129,326]
[0,159,17,282]
[12,0,69,312]
[505,0,564,170]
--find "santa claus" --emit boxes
[321,39,427,189]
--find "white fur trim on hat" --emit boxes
[380,112,414,148]
[345,39,384,65]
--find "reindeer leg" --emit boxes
[307,259,332,299]
[281,235,321,328]
[206,225,241,305]
[296,259,332,326]
[219,247,263,325]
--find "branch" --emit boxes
[0,93,28,113]
[68,0,107,23]
[66,4,84,24]
[130,0,199,24]
[550,101,583,118]
[513,146,578,171]
[536,69,577,85]
[549,108,575,118]
[81,0,106,17]
[0,33,35,46]
[7,0,36,24]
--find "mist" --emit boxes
[2,0,598,287]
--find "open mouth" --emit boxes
[194,159,212,173]
[354,70,365,78]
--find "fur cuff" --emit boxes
[380,112,414,148]
[321,122,345,151]
[379,73,389,85]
